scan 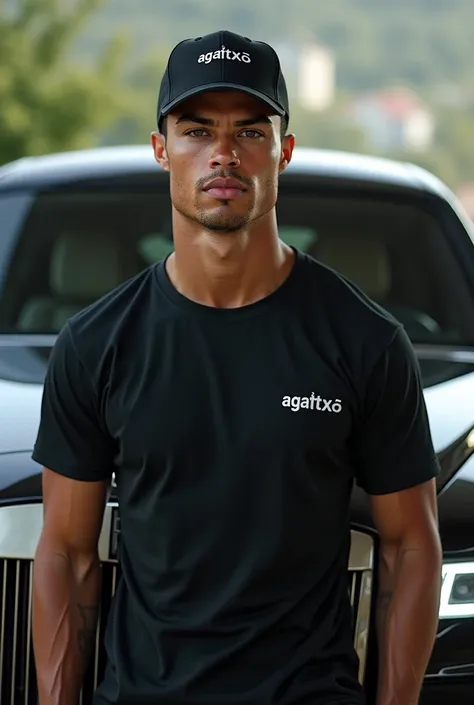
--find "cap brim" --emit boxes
[159,83,286,119]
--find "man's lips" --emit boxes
[203,177,247,200]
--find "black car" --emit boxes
[0,145,473,704]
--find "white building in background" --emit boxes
[346,87,435,153]
[297,42,335,112]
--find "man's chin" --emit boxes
[204,222,247,233]
[176,202,252,233]
[199,212,250,233]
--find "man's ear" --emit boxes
[279,133,295,174]
[151,131,169,172]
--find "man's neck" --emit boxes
[166,215,295,309]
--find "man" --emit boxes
[32,30,442,705]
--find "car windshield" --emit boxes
[0,177,473,350]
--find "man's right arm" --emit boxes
[33,470,109,705]
[30,322,116,705]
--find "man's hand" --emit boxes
[369,478,442,705]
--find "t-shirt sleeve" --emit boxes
[352,325,440,495]
[32,322,116,482]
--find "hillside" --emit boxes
[76,0,474,91]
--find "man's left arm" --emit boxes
[352,326,443,705]
[369,479,441,705]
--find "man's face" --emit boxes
[151,91,294,233]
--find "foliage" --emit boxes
[0,0,130,165]
[2,0,474,190]
[290,103,368,155]
[100,49,168,146]
[73,0,474,188]
[78,0,474,92]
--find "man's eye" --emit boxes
[241,130,263,138]
[187,129,208,137]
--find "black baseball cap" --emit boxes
[157,30,289,130]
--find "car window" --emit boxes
[0,180,473,350]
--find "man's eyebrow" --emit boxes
[234,115,273,127]
[175,114,213,126]
[175,114,273,127]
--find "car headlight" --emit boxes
[440,562,474,618]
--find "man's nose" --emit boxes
[209,141,240,169]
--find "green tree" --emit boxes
[76,0,474,91]
[433,107,474,188]
[99,49,168,146]
[389,147,460,190]
[0,0,130,165]
[290,103,368,153]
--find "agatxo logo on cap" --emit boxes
[198,45,251,65]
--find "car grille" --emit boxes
[0,557,120,705]
[0,517,374,705]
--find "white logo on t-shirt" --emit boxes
[198,45,251,65]
[282,394,342,413]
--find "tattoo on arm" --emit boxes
[378,591,392,611]
[77,604,99,664]
[376,590,392,631]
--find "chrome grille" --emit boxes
[0,558,34,705]
[349,567,373,683]
[0,558,121,705]
[0,504,374,705]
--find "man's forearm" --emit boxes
[375,542,442,705]
[32,539,102,705]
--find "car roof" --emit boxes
[0,144,453,200]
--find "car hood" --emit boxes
[423,368,474,489]
[424,369,474,454]
[0,377,44,453]
[0,343,51,453]
[0,344,474,478]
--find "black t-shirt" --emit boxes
[32,248,439,705]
